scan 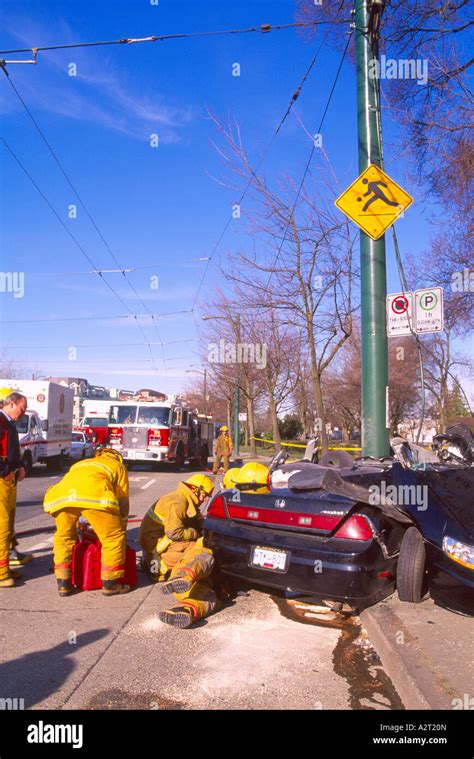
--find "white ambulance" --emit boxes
[0,379,73,473]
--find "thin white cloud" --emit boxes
[1,16,195,141]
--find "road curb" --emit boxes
[361,600,457,710]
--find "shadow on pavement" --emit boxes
[0,629,109,709]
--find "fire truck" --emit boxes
[106,396,214,468]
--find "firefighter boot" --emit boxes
[158,606,193,629]
[0,577,15,588]
[159,572,194,596]
[57,579,74,597]
[101,580,131,596]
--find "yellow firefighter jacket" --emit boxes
[214,433,233,457]
[139,482,203,555]
[43,452,129,520]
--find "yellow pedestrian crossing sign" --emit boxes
[335,164,413,240]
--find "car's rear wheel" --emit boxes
[397,527,427,603]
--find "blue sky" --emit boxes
[0,0,469,400]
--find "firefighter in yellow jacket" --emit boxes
[44,448,130,597]
[212,425,233,474]
[140,473,218,628]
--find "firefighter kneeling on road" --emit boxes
[139,474,218,628]
[43,448,131,597]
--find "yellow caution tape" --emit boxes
[250,436,362,452]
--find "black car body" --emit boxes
[204,454,474,613]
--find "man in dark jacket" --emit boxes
[0,392,27,587]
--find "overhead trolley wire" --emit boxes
[263,28,353,292]
[0,306,193,324]
[0,21,340,58]
[1,69,169,387]
[190,26,333,314]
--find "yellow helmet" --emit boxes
[222,467,240,490]
[95,447,124,464]
[233,462,270,494]
[0,387,14,402]
[220,425,229,432]
[185,473,214,498]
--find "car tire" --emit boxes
[397,527,427,603]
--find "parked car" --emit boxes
[204,432,474,615]
[69,431,95,461]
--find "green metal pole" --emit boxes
[233,314,241,456]
[355,0,390,457]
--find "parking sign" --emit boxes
[415,288,444,333]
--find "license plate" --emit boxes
[251,546,289,573]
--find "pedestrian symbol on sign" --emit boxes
[335,164,414,240]
[357,178,401,213]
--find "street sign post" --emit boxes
[387,292,414,336]
[415,287,444,333]
[335,164,413,240]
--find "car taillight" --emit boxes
[226,505,341,530]
[148,428,162,446]
[207,495,227,519]
[334,515,373,541]
[108,426,123,445]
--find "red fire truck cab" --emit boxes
[107,399,214,469]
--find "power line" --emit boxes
[2,71,168,387]
[191,28,332,312]
[0,137,175,382]
[0,21,337,58]
[263,28,353,290]
[0,309,193,324]
[2,339,195,350]
[19,259,210,276]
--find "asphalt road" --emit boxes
[0,460,404,710]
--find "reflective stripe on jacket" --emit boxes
[43,454,129,518]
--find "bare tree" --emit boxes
[208,115,357,452]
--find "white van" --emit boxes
[0,379,73,473]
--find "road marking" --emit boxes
[141,479,156,490]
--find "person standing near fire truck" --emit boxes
[212,425,233,474]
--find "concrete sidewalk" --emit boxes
[361,595,474,709]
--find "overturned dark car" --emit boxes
[204,424,474,615]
